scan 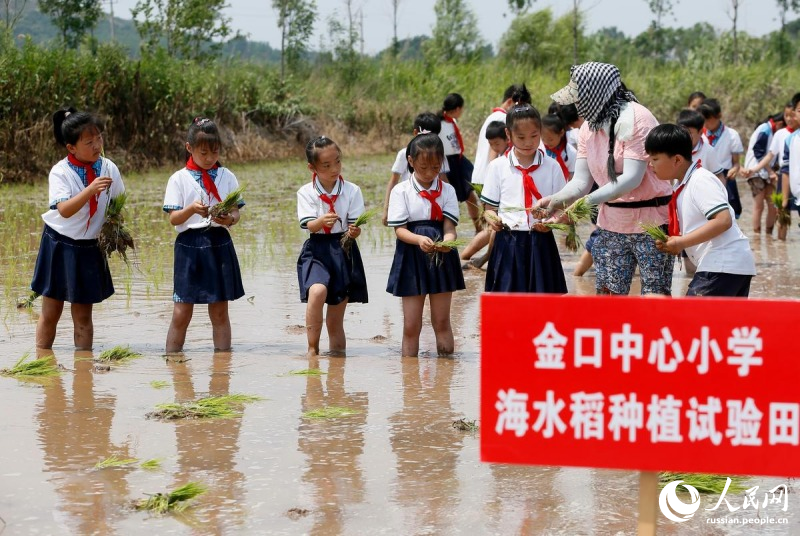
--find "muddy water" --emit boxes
[1,159,799,535]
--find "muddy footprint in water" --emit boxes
[285,325,306,335]
[286,507,310,520]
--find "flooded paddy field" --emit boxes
[1,155,799,535]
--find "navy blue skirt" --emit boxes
[173,227,244,304]
[31,225,114,304]
[445,154,474,202]
[297,232,368,305]
[485,230,568,294]
[386,220,466,297]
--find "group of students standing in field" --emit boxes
[30,61,797,359]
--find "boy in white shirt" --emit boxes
[676,109,723,179]
[699,99,744,219]
[646,124,756,297]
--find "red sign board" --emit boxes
[480,294,800,478]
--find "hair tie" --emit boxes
[417,128,431,135]
[194,117,210,126]
[64,111,71,118]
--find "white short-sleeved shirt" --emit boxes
[41,157,125,240]
[480,149,567,230]
[387,175,459,227]
[566,128,579,149]
[769,127,792,170]
[545,143,577,177]
[785,131,800,200]
[676,164,756,275]
[297,177,365,234]
[391,147,450,182]
[744,122,775,179]
[163,166,243,234]
[439,119,463,156]
[692,139,722,176]
[472,109,507,185]
[702,124,743,170]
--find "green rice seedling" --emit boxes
[97,345,142,363]
[16,290,40,309]
[134,482,207,514]
[288,369,326,376]
[482,210,510,231]
[640,222,670,242]
[302,406,361,419]
[659,472,748,494]
[564,225,581,252]
[471,183,483,197]
[340,207,380,256]
[209,186,245,218]
[99,193,135,264]
[542,223,571,232]
[452,418,479,432]
[140,459,163,470]
[95,455,139,469]
[150,380,171,389]
[1,353,60,379]
[428,238,469,267]
[146,394,262,420]
[563,197,598,224]
[771,192,792,227]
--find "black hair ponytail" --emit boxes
[53,107,102,147]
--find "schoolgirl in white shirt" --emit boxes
[699,99,745,218]
[297,136,368,357]
[541,113,577,180]
[676,109,723,178]
[163,117,245,353]
[31,108,125,350]
[439,93,481,230]
[481,104,568,294]
[387,133,465,357]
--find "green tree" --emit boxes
[424,0,484,64]
[131,0,235,60]
[273,0,316,80]
[775,0,800,62]
[507,0,535,14]
[643,0,676,59]
[2,0,28,32]
[498,8,583,69]
[38,0,102,49]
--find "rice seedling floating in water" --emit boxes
[140,459,163,470]
[452,418,479,432]
[98,193,135,264]
[134,482,207,514]
[563,197,598,224]
[97,345,142,363]
[771,192,792,227]
[95,455,138,469]
[146,394,262,420]
[340,206,380,256]
[302,406,360,419]
[150,380,171,389]
[1,353,60,379]
[209,186,245,218]
[659,472,748,494]
[16,290,40,309]
[288,369,326,376]
[427,238,469,267]
[640,222,669,242]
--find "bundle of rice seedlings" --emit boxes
[471,183,483,197]
[428,238,469,267]
[771,192,792,227]
[564,225,581,252]
[452,418,479,432]
[209,186,245,218]
[563,197,598,224]
[288,369,326,376]
[640,222,669,242]
[146,394,262,420]
[482,210,510,231]
[134,482,207,514]
[98,193,135,264]
[1,353,60,379]
[97,345,142,363]
[16,291,40,309]
[95,455,138,469]
[140,459,163,470]
[659,472,748,494]
[302,406,360,419]
[150,380,171,389]
[340,207,380,256]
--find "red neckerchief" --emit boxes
[668,162,698,236]
[443,113,464,156]
[545,139,570,179]
[492,107,507,114]
[513,150,543,212]
[503,145,512,156]
[67,154,99,229]
[186,157,222,203]
[692,140,703,168]
[703,123,725,147]
[314,174,342,234]
[417,177,443,221]
[769,118,777,133]
[787,126,796,134]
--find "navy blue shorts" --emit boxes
[445,155,474,202]
[687,272,752,297]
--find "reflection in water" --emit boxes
[167,351,246,534]
[389,356,464,534]
[36,350,131,535]
[298,356,368,535]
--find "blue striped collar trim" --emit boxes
[507,148,544,170]
[677,161,700,188]
[313,175,343,197]
[186,166,219,185]
[411,175,441,194]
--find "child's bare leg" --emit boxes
[472,230,496,268]
[574,249,594,277]
[306,284,327,357]
[166,302,194,353]
[325,299,349,355]
[460,229,490,260]
[429,292,454,355]
[208,301,232,351]
[36,296,64,349]
[71,303,94,350]
[401,295,426,357]
[752,189,765,233]
[765,184,777,233]
[466,190,481,231]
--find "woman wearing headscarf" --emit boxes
[538,62,674,296]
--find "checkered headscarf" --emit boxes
[571,62,637,131]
